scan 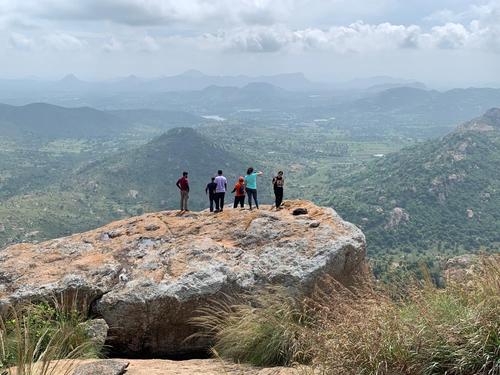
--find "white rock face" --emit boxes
[385,207,410,229]
[0,200,366,356]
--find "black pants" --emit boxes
[215,192,225,211]
[246,188,258,209]
[233,195,245,208]
[209,194,215,212]
[274,187,284,208]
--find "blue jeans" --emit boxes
[246,188,258,209]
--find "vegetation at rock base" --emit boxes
[0,297,103,374]
[194,256,500,374]
[191,289,314,367]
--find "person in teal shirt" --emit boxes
[244,167,263,210]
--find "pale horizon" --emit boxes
[1,0,500,87]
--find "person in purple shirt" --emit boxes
[214,170,227,213]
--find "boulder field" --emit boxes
[0,200,366,356]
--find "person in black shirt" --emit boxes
[272,171,285,210]
[205,177,217,212]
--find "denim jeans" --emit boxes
[246,188,258,209]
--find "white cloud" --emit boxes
[201,15,500,54]
[428,23,469,49]
[204,22,456,54]
[2,0,500,55]
[0,0,499,83]
[2,0,292,27]
[43,33,86,51]
[296,22,423,52]
[8,32,35,50]
[141,35,160,52]
[214,25,292,52]
[102,36,122,52]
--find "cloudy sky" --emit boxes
[1,0,500,86]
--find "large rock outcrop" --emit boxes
[0,200,365,356]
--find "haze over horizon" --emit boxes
[1,0,500,87]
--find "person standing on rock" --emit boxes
[176,171,190,212]
[214,170,227,213]
[244,167,263,210]
[231,176,246,209]
[205,177,217,212]
[272,171,285,210]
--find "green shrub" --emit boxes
[0,295,103,374]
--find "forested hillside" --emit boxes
[329,108,500,274]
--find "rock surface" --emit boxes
[444,254,479,283]
[0,200,365,356]
[124,359,300,375]
[73,359,129,375]
[79,318,109,349]
[68,359,299,375]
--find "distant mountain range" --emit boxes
[336,76,427,91]
[347,87,500,122]
[326,87,500,138]
[330,108,500,256]
[0,71,319,94]
[0,102,126,138]
[0,71,430,96]
[0,102,206,139]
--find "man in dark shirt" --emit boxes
[176,171,189,212]
[205,177,217,212]
[272,170,285,210]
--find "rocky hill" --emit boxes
[72,127,248,211]
[330,108,500,258]
[0,200,366,357]
[0,127,247,248]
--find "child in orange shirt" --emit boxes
[231,177,246,209]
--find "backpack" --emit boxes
[238,184,245,195]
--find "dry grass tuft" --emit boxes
[309,256,500,375]
[192,256,499,374]
[191,287,314,367]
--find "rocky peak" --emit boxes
[459,107,500,133]
[482,107,500,126]
[0,200,365,356]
